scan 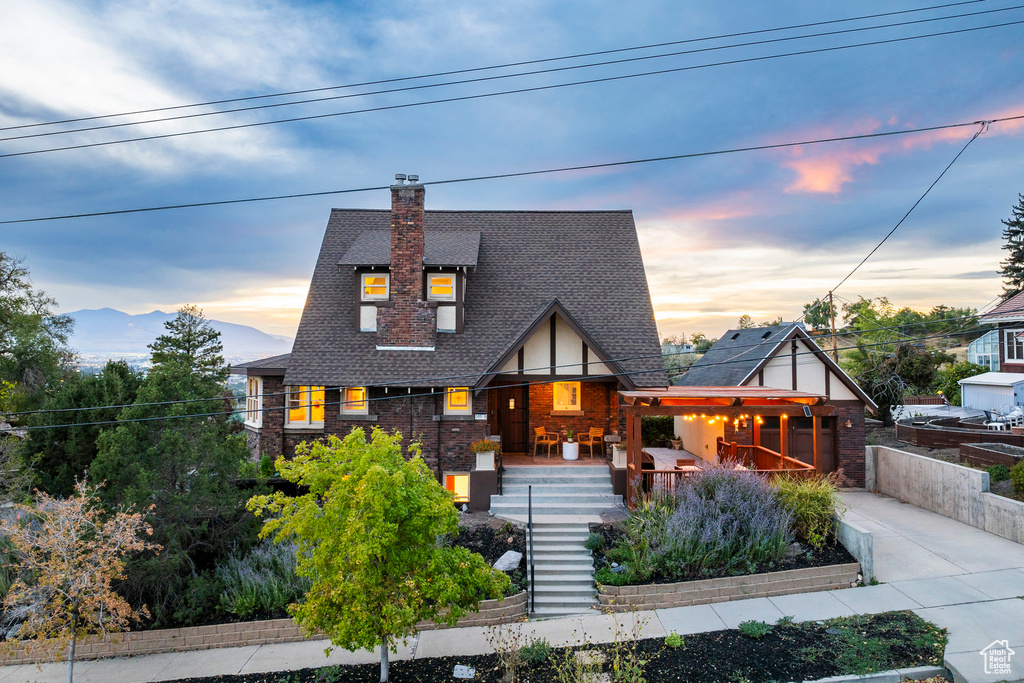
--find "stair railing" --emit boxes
[497,448,503,496]
[528,484,535,614]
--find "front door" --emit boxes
[492,384,529,453]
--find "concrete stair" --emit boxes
[489,465,624,521]
[527,521,598,617]
[490,466,621,617]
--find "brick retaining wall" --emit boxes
[597,563,861,612]
[0,592,527,665]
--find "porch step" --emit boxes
[502,484,612,495]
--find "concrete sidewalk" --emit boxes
[2,492,1022,683]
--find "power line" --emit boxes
[3,113,1022,226]
[5,4,1019,144]
[3,323,999,432]
[0,0,992,134]
[2,18,1022,161]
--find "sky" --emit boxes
[1,0,1023,341]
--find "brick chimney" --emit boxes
[376,175,437,350]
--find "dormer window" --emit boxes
[362,273,389,300]
[428,273,456,301]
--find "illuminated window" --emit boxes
[245,376,262,427]
[553,381,581,411]
[445,387,471,415]
[445,473,470,503]
[361,273,389,301]
[286,386,325,426]
[428,273,456,301]
[342,387,369,415]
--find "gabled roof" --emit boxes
[283,209,666,388]
[980,291,1024,323]
[677,324,875,408]
[481,299,632,388]
[338,230,481,267]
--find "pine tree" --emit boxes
[999,194,1024,298]
[148,305,227,382]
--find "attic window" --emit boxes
[731,333,741,340]
[427,273,456,301]
[361,273,389,301]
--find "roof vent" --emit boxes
[761,330,772,339]
[731,333,740,340]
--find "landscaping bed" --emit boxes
[160,611,946,683]
[589,522,856,585]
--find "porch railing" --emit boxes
[716,438,817,478]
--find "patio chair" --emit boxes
[533,427,559,458]
[579,427,604,458]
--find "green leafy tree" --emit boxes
[248,428,510,683]
[803,299,836,331]
[737,315,754,329]
[148,305,227,382]
[758,316,783,328]
[691,332,716,352]
[845,343,953,425]
[0,253,74,409]
[935,360,988,406]
[91,326,251,626]
[999,194,1024,298]
[23,361,144,496]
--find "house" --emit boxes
[673,323,876,485]
[232,176,666,510]
[979,293,1024,372]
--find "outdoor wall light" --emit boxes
[845,419,853,428]
[508,398,516,410]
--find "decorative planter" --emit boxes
[475,451,496,471]
[563,442,579,460]
[671,439,683,450]
[612,444,627,468]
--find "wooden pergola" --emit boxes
[620,386,834,506]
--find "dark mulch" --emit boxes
[164,611,946,683]
[587,523,857,585]
[450,523,527,594]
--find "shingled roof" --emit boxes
[980,291,1024,324]
[282,209,666,388]
[677,325,798,387]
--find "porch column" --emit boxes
[779,414,788,461]
[753,417,761,448]
[812,414,820,471]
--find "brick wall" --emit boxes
[833,401,866,487]
[528,380,618,446]
[0,593,527,665]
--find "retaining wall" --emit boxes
[597,563,860,612]
[837,517,875,582]
[0,592,527,666]
[866,445,1024,545]
[959,443,1024,468]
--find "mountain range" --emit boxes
[66,308,293,364]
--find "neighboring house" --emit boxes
[674,324,876,485]
[232,177,666,509]
[978,293,1024,372]
[967,329,1000,371]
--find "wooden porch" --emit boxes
[621,386,831,506]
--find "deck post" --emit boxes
[780,415,788,461]
[812,414,820,471]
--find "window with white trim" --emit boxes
[286,386,325,426]
[1006,329,1024,361]
[245,376,262,427]
[361,273,389,301]
[445,472,470,503]
[444,387,471,415]
[342,387,369,415]
[427,273,456,301]
[553,381,581,411]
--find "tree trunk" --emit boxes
[380,636,389,682]
[67,632,77,683]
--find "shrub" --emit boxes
[216,539,311,619]
[521,637,552,663]
[648,467,793,579]
[259,452,276,478]
[772,473,842,549]
[640,415,675,447]
[986,464,1011,483]
[664,632,684,648]
[1011,460,1024,494]
[584,533,605,552]
[738,620,772,639]
[594,566,634,586]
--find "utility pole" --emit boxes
[829,291,838,362]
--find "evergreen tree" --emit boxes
[148,305,227,382]
[999,194,1024,298]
